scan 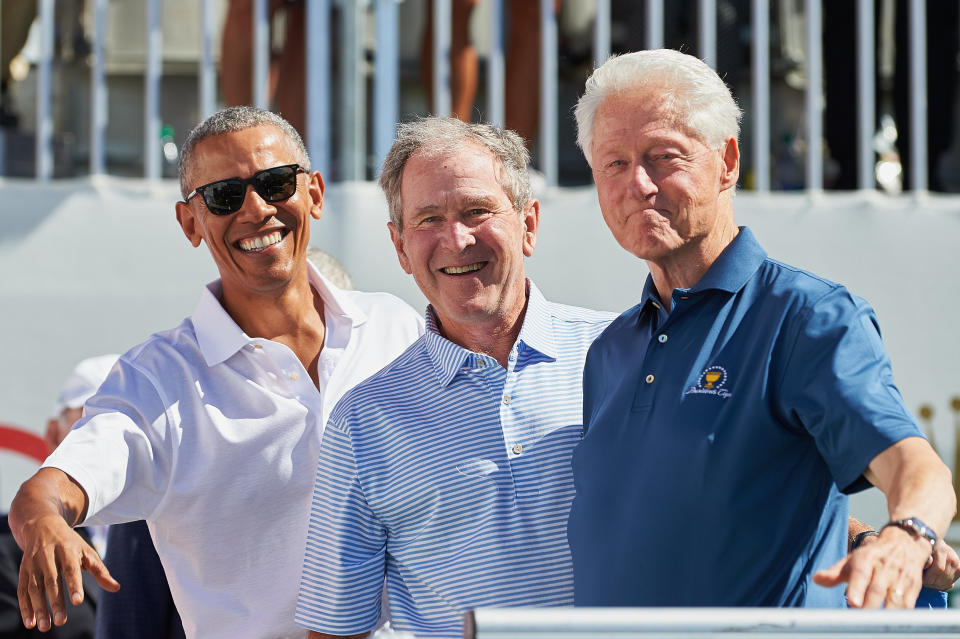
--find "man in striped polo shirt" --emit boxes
[295,118,615,638]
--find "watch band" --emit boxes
[851,529,878,550]
[882,517,938,550]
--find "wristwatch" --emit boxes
[882,517,938,550]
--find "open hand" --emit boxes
[17,514,120,631]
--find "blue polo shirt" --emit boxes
[568,227,923,607]
[296,282,614,638]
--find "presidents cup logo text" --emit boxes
[685,365,732,399]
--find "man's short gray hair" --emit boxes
[178,106,310,199]
[378,117,531,230]
[575,49,742,166]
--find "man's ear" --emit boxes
[521,199,540,258]
[719,137,740,192]
[387,221,413,274]
[307,170,325,220]
[175,201,204,248]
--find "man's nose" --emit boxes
[629,163,658,198]
[234,185,275,222]
[441,219,476,250]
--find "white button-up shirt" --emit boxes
[44,264,423,639]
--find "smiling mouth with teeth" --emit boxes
[236,230,286,252]
[440,262,486,275]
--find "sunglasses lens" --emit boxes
[255,166,298,202]
[202,180,245,215]
[193,165,300,215]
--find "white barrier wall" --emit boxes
[1,180,959,536]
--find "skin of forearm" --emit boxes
[9,468,88,548]
[847,516,874,549]
[866,439,956,540]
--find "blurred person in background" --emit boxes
[420,0,559,147]
[221,0,307,138]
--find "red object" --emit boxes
[0,423,50,462]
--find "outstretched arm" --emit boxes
[9,468,119,631]
[814,437,956,607]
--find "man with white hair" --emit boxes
[567,49,957,609]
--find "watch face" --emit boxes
[891,518,937,546]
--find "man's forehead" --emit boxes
[193,124,293,158]
[402,145,504,204]
[185,124,297,184]
[594,92,704,147]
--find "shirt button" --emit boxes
[477,359,486,367]
[502,394,511,405]
[658,334,668,344]
[645,374,655,384]
[289,372,299,381]
[512,443,523,455]
[254,344,263,350]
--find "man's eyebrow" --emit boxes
[460,195,503,209]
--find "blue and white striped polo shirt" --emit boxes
[295,282,614,638]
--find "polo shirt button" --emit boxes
[512,443,523,455]
[645,374,655,384]
[502,394,512,405]
[658,334,668,343]
[289,372,299,381]
[477,359,486,367]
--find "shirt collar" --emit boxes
[192,261,367,367]
[423,280,556,388]
[690,226,767,294]
[637,225,767,311]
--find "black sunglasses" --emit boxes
[184,163,306,215]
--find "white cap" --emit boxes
[53,354,120,415]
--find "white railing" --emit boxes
[6,0,946,190]
[468,607,960,638]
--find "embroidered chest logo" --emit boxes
[685,365,732,399]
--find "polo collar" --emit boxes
[192,262,367,367]
[690,226,767,294]
[637,226,766,316]
[423,279,556,388]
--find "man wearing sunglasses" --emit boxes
[9,107,423,639]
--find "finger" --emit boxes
[812,559,847,587]
[845,561,878,608]
[59,548,87,607]
[885,585,907,609]
[922,547,949,590]
[886,575,921,609]
[16,567,37,629]
[23,566,51,632]
[45,556,68,628]
[82,548,120,593]
[943,544,960,580]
